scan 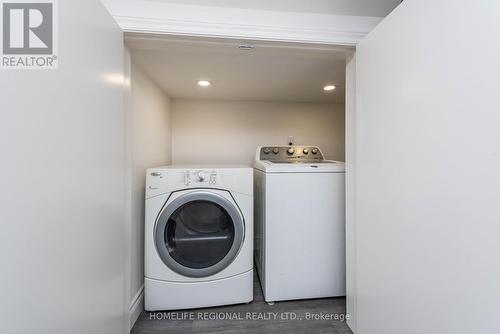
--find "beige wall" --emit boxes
[171,99,345,166]
[126,56,172,326]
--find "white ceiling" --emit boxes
[154,0,402,17]
[127,35,352,103]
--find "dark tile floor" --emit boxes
[132,271,353,334]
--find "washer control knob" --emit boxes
[312,148,319,155]
[287,147,295,155]
[263,147,271,154]
[272,147,279,154]
[303,148,309,155]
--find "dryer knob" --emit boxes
[287,148,295,155]
[263,147,271,154]
[272,147,280,154]
[312,148,319,155]
[303,148,309,155]
[197,171,205,182]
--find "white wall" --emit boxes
[126,56,172,327]
[354,1,500,333]
[171,99,345,166]
[123,46,133,332]
[0,1,126,333]
[345,53,357,333]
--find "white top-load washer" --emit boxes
[145,165,253,311]
[254,146,345,303]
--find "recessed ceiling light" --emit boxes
[197,80,211,87]
[323,85,336,92]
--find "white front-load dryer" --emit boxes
[145,166,253,311]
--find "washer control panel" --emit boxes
[259,146,325,162]
[184,170,218,186]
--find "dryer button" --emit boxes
[184,172,191,186]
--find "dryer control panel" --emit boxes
[146,166,252,199]
[184,170,218,186]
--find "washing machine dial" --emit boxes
[303,148,309,155]
[272,147,279,154]
[287,147,295,155]
[312,148,319,155]
[263,147,271,154]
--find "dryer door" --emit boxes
[154,190,244,278]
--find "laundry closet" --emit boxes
[5,1,498,333]
[123,32,351,325]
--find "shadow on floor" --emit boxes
[132,270,353,334]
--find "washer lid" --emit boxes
[254,160,345,173]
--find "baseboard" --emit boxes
[129,285,144,330]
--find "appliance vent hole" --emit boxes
[238,44,255,51]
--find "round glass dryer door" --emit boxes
[154,191,244,277]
